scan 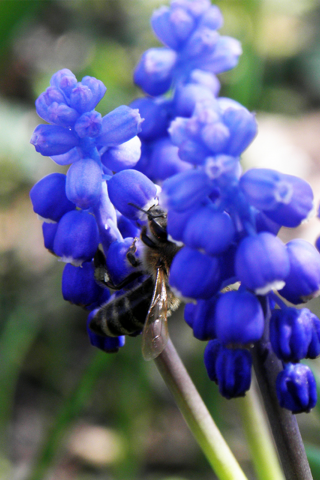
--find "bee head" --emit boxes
[128,203,168,242]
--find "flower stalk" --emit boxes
[154,338,248,480]
[252,298,313,480]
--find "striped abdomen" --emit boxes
[89,277,154,337]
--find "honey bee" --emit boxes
[89,204,181,360]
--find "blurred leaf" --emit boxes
[305,443,320,478]
[0,1,45,56]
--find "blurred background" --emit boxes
[2,0,320,479]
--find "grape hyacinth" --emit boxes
[30,0,320,423]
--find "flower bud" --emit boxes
[97,106,143,146]
[276,363,317,413]
[30,124,79,156]
[134,48,177,96]
[205,344,252,399]
[50,69,77,96]
[270,308,313,362]
[69,76,107,114]
[36,87,79,128]
[74,111,102,138]
[151,6,195,50]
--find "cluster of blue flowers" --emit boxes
[30,0,320,414]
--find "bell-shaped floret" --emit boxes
[53,210,99,266]
[235,232,290,295]
[30,173,75,222]
[66,158,102,209]
[87,313,125,353]
[204,339,222,382]
[62,261,107,307]
[97,106,143,146]
[270,308,313,363]
[36,87,79,128]
[134,48,177,96]
[204,342,252,399]
[130,97,171,141]
[215,290,264,346]
[42,222,58,252]
[169,247,222,299]
[108,169,158,221]
[240,169,314,228]
[30,124,79,156]
[106,238,139,285]
[307,313,320,359]
[184,296,217,340]
[69,76,107,114]
[183,206,235,255]
[101,136,141,172]
[279,239,320,304]
[160,169,212,212]
[276,363,317,413]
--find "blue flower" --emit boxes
[276,363,317,414]
[31,69,143,211]
[234,232,290,295]
[279,239,320,304]
[270,308,313,363]
[204,340,252,399]
[53,210,100,266]
[134,1,241,96]
[30,173,75,222]
[214,290,264,346]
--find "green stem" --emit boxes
[154,339,248,480]
[237,376,285,480]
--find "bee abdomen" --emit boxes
[89,278,154,337]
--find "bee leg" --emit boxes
[141,232,157,249]
[94,248,143,290]
[126,237,142,268]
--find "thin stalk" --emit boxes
[252,297,313,480]
[237,376,285,480]
[154,339,248,480]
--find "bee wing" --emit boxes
[142,267,169,361]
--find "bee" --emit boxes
[89,204,181,360]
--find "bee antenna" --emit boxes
[128,202,148,214]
